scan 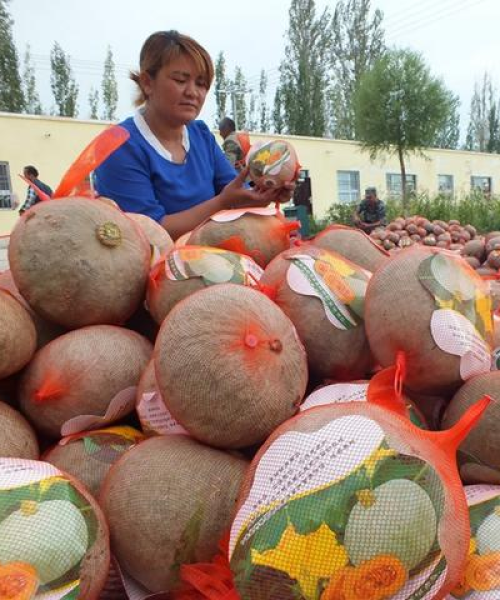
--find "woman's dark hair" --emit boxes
[24,165,39,178]
[130,30,214,106]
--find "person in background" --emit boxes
[353,186,386,234]
[218,117,249,172]
[19,165,53,214]
[95,31,292,240]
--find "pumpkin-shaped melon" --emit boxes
[0,290,37,379]
[246,140,298,188]
[0,401,38,459]
[126,212,174,257]
[8,198,151,328]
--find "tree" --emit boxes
[354,49,457,208]
[433,93,460,150]
[50,42,79,117]
[247,91,258,132]
[88,87,99,119]
[232,66,247,130]
[22,44,42,115]
[465,74,499,153]
[278,0,331,136]
[259,70,270,133]
[272,87,285,134]
[101,46,118,121]
[330,0,385,140]
[0,0,24,112]
[214,51,228,124]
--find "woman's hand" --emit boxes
[219,168,296,210]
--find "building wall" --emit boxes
[1,111,500,235]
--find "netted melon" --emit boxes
[99,435,247,593]
[127,212,174,256]
[477,508,500,555]
[246,140,298,188]
[8,198,151,328]
[19,325,152,438]
[154,284,308,448]
[314,225,390,273]
[260,245,373,380]
[0,289,37,379]
[0,400,38,459]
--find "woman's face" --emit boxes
[141,53,209,126]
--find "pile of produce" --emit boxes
[2,132,500,600]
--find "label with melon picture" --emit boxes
[230,415,447,600]
[0,459,99,600]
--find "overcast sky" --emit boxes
[8,0,500,141]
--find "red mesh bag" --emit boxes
[0,458,110,599]
[260,244,373,380]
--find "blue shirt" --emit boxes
[95,115,237,222]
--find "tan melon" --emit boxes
[260,245,373,380]
[154,284,308,448]
[0,400,39,459]
[314,225,390,272]
[19,325,152,438]
[8,198,151,328]
[0,289,37,379]
[99,435,247,593]
[127,212,174,256]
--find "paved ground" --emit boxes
[0,237,9,272]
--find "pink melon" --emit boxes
[0,400,39,458]
[8,198,151,328]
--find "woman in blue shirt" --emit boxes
[96,31,290,240]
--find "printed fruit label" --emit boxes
[286,249,371,330]
[165,246,263,286]
[449,485,500,598]
[136,392,188,436]
[211,206,278,223]
[418,253,493,380]
[0,458,99,600]
[230,414,447,600]
[58,426,143,464]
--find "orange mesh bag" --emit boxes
[224,367,491,600]
[246,140,300,189]
[154,284,308,449]
[365,246,493,394]
[8,198,151,329]
[0,270,66,349]
[259,245,373,381]
[314,225,390,273]
[447,485,500,599]
[442,372,500,485]
[44,426,144,497]
[0,457,110,600]
[187,207,299,268]
[126,212,174,265]
[19,325,152,439]
[0,400,38,459]
[146,246,264,325]
[99,435,248,595]
[0,289,36,380]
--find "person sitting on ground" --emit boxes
[218,117,248,172]
[353,187,386,234]
[19,165,53,214]
[95,31,292,240]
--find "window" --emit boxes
[471,176,492,195]
[0,162,12,209]
[337,170,360,203]
[386,173,417,197]
[438,174,454,195]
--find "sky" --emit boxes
[8,0,500,142]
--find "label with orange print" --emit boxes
[211,206,278,223]
[136,391,188,437]
[165,246,263,287]
[0,459,99,600]
[286,250,371,330]
[418,253,492,380]
[229,415,447,600]
[301,383,368,411]
[449,485,500,599]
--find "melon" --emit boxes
[0,400,38,459]
[344,479,437,570]
[0,289,37,379]
[260,245,373,380]
[99,435,247,593]
[19,325,152,438]
[8,198,151,328]
[154,284,308,448]
[314,225,390,273]
[246,140,298,188]
[442,372,500,483]
[127,212,174,256]
[187,211,296,268]
[462,239,486,263]
[44,427,143,496]
[477,508,500,554]
[365,245,491,394]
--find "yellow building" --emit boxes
[1,111,500,235]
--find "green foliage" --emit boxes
[259,70,269,133]
[22,44,42,115]
[465,73,499,153]
[232,66,248,130]
[50,42,79,117]
[330,0,385,140]
[88,87,99,119]
[272,87,285,134]
[214,51,228,125]
[101,46,118,121]
[0,0,24,112]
